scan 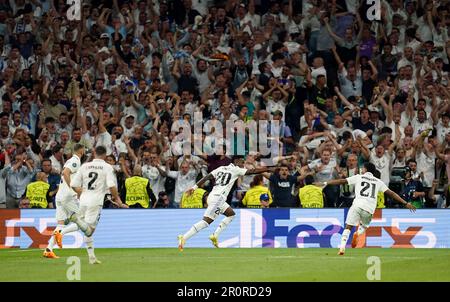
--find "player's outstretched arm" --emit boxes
[186,173,215,195]
[385,189,416,212]
[245,166,276,175]
[314,179,348,187]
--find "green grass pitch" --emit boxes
[1,248,450,282]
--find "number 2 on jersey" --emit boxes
[88,172,98,190]
[360,181,376,198]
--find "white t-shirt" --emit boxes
[167,169,198,204]
[436,121,450,144]
[55,155,81,201]
[142,165,165,198]
[387,121,405,142]
[346,172,389,214]
[308,158,337,182]
[71,159,116,207]
[50,155,63,174]
[411,118,432,138]
[370,151,391,185]
[266,99,286,120]
[210,164,248,197]
[416,151,436,187]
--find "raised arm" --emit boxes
[324,17,344,45]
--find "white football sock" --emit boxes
[85,236,95,259]
[61,224,79,235]
[213,216,234,238]
[340,229,351,249]
[46,224,64,251]
[72,214,90,234]
[183,220,209,241]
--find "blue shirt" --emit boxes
[1,164,37,198]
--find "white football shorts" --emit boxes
[345,205,373,228]
[78,205,102,228]
[55,198,79,222]
[203,194,230,220]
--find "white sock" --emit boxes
[183,220,209,241]
[357,225,367,235]
[85,236,95,259]
[61,223,79,235]
[72,214,90,234]
[46,224,64,251]
[340,229,351,249]
[213,216,234,238]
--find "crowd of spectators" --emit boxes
[0,0,449,209]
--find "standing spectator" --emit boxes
[49,144,64,174]
[37,158,60,204]
[304,148,339,207]
[1,151,36,208]
[264,164,299,207]
[158,160,199,208]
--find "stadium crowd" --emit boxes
[0,0,449,209]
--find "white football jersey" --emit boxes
[55,155,81,201]
[209,164,247,197]
[71,159,116,207]
[346,172,389,214]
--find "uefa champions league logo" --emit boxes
[67,0,81,21]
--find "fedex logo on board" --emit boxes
[0,210,83,249]
[261,209,437,248]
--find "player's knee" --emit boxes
[203,217,214,224]
[224,208,235,217]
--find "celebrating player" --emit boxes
[69,146,128,264]
[178,159,274,250]
[315,162,416,255]
[43,144,85,259]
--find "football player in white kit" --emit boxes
[70,146,128,264]
[178,159,274,250]
[316,162,416,255]
[43,144,85,259]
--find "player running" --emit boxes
[178,159,274,250]
[315,162,416,255]
[43,144,85,259]
[69,146,128,264]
